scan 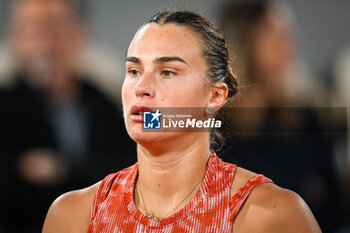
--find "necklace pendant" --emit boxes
[145,212,162,222]
[145,212,153,218]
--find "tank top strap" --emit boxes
[89,172,120,225]
[229,174,273,222]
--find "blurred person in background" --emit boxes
[0,0,135,232]
[219,0,345,232]
[220,0,324,107]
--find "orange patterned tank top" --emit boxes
[88,151,273,232]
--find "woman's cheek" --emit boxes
[172,87,202,107]
[122,80,132,105]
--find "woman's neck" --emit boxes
[135,134,210,218]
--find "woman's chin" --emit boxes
[128,128,181,147]
[127,125,162,143]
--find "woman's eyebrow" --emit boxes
[125,56,189,66]
[154,56,188,65]
[125,56,141,64]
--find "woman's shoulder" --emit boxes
[42,169,130,233]
[42,181,101,233]
[231,167,321,232]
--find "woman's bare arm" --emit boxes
[231,169,321,233]
[42,182,100,233]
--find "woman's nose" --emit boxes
[135,73,155,98]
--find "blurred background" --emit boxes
[0,0,349,232]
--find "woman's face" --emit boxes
[122,23,211,143]
[251,8,294,79]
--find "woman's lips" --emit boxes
[130,114,143,122]
[130,105,153,122]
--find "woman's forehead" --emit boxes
[127,23,204,60]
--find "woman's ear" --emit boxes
[206,82,228,115]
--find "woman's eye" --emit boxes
[128,69,141,78]
[161,70,176,78]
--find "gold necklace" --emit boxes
[136,178,203,222]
